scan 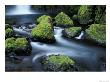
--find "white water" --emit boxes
[75,31,84,39]
[12,26,105,71]
[6,5,36,15]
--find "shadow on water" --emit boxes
[5,5,106,72]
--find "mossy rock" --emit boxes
[31,21,55,43]
[55,12,73,27]
[5,37,32,56]
[15,38,28,49]
[62,27,81,38]
[72,15,78,21]
[94,6,106,24]
[78,5,93,24]
[86,24,106,45]
[42,55,79,71]
[5,28,14,39]
[5,37,16,53]
[5,24,12,29]
[37,15,52,24]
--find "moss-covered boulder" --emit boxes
[5,24,12,29]
[78,5,93,24]
[5,37,16,54]
[62,27,81,38]
[14,38,32,55]
[5,37,32,56]
[5,28,14,39]
[37,15,52,24]
[94,6,106,24]
[31,21,55,43]
[55,12,73,27]
[86,24,106,45]
[42,55,78,71]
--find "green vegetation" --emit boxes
[5,37,29,53]
[94,6,106,24]
[5,28,14,39]
[15,38,28,49]
[63,27,81,38]
[42,55,77,71]
[5,37,16,51]
[78,5,92,24]
[31,5,80,16]
[32,19,55,43]
[32,15,55,43]
[37,15,52,23]
[55,12,73,27]
[86,24,106,44]
[5,24,12,29]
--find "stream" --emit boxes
[5,5,106,72]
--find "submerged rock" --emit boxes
[41,54,79,71]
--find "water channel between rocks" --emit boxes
[5,5,106,71]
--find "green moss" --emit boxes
[43,55,76,71]
[5,24,12,29]
[5,37,31,55]
[31,21,55,43]
[55,12,73,26]
[15,38,28,49]
[78,5,92,24]
[37,15,52,23]
[63,27,81,38]
[5,37,16,50]
[6,37,28,51]
[86,24,106,44]
[5,28,13,39]
[94,6,106,24]
[72,15,78,20]
[46,55,75,65]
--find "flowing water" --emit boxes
[5,5,106,71]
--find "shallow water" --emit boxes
[5,5,106,71]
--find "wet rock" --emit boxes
[86,24,106,46]
[55,12,73,27]
[41,54,80,72]
[5,37,32,56]
[62,27,81,39]
[31,16,55,43]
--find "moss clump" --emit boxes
[5,28,14,39]
[55,12,73,27]
[15,38,28,49]
[94,6,106,24]
[37,15,52,23]
[5,37,16,51]
[42,55,78,71]
[86,24,106,44]
[31,19,55,43]
[78,5,92,24]
[5,37,31,55]
[5,24,12,29]
[62,27,81,38]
